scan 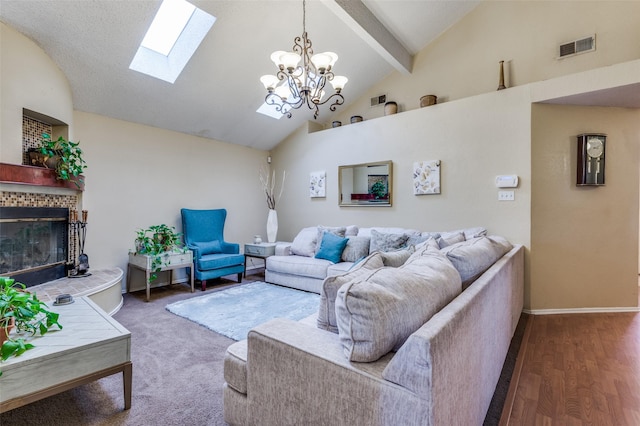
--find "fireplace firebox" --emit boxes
[0,207,69,287]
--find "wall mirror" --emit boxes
[338,160,393,207]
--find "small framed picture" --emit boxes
[310,171,326,198]
[413,160,441,195]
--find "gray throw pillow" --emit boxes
[436,231,465,248]
[315,226,347,253]
[441,235,513,288]
[341,236,371,262]
[369,229,410,252]
[335,243,461,362]
[317,252,384,333]
[379,246,415,267]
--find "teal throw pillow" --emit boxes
[315,232,348,264]
[194,241,222,255]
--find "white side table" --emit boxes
[127,251,194,301]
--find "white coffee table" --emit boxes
[0,296,132,413]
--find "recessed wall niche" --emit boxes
[22,109,68,166]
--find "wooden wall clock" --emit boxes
[577,133,606,186]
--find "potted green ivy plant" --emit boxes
[0,277,62,375]
[133,225,185,283]
[34,133,87,187]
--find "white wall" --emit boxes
[0,23,74,163]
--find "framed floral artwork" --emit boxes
[413,160,441,195]
[310,171,326,198]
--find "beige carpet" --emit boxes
[0,276,246,426]
[0,270,522,425]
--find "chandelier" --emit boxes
[260,0,348,119]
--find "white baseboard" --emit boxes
[524,306,640,315]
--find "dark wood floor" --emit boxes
[503,311,640,425]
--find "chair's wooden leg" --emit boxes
[237,273,242,283]
[201,280,207,291]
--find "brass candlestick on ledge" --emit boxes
[497,60,507,90]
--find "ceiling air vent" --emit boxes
[558,35,595,59]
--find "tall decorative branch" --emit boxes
[259,167,286,210]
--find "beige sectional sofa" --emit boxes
[265,225,487,293]
[224,228,525,425]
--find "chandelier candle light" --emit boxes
[260,0,347,119]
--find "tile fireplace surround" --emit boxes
[1,162,83,284]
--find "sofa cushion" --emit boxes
[379,246,415,267]
[357,227,420,238]
[317,252,384,333]
[335,242,461,362]
[193,240,222,255]
[266,255,333,280]
[315,232,349,263]
[345,225,359,236]
[315,226,347,253]
[369,229,410,252]
[290,227,318,257]
[224,340,248,394]
[326,262,354,277]
[441,235,513,288]
[436,231,465,248]
[341,236,371,262]
[198,253,244,270]
[407,232,439,247]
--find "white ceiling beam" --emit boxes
[321,0,413,75]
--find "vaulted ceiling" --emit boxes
[0,0,480,151]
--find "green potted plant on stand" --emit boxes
[133,224,185,284]
[0,277,62,375]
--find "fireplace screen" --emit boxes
[0,207,69,286]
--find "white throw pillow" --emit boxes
[290,227,319,257]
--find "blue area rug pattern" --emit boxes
[165,282,320,341]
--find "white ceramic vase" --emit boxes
[266,209,278,243]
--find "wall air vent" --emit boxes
[370,94,386,107]
[558,35,595,59]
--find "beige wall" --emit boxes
[1,24,271,290]
[331,1,640,126]
[273,86,532,245]
[531,104,640,310]
[273,1,640,311]
[0,23,74,163]
[74,112,269,288]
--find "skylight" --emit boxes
[141,0,196,56]
[130,0,215,83]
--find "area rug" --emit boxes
[165,281,320,341]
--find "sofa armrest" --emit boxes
[274,242,292,256]
[245,318,425,425]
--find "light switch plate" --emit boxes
[498,190,515,201]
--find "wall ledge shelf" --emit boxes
[0,162,84,191]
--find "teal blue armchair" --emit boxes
[181,208,244,291]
